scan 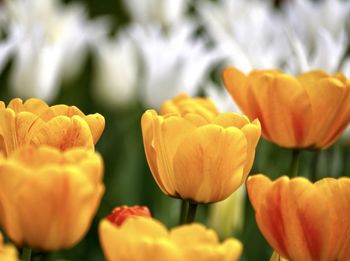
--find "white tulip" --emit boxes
[131,21,222,109]
[93,31,139,108]
[197,0,289,73]
[1,0,108,101]
[123,0,188,28]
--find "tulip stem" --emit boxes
[310,151,320,181]
[185,202,198,224]
[289,149,301,177]
[21,247,32,261]
[179,200,189,224]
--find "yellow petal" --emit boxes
[212,113,261,180]
[84,113,105,144]
[17,167,102,250]
[171,224,242,261]
[7,98,49,114]
[170,224,219,246]
[0,109,17,155]
[99,219,181,261]
[39,105,105,144]
[240,119,261,179]
[160,93,218,121]
[141,110,196,196]
[212,113,250,129]
[173,125,247,203]
[31,115,94,150]
[0,146,104,250]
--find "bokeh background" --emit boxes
[0,0,350,260]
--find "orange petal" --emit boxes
[303,77,348,148]
[250,73,312,147]
[223,67,250,116]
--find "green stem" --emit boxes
[21,247,32,261]
[310,151,320,182]
[289,149,301,177]
[179,200,189,225]
[185,202,198,224]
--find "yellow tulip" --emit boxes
[0,145,104,251]
[160,93,219,120]
[99,216,242,261]
[247,174,350,261]
[141,94,261,203]
[223,67,350,149]
[0,233,18,261]
[0,98,105,156]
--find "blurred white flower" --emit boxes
[1,0,108,101]
[284,0,350,44]
[131,21,222,109]
[286,29,348,73]
[283,0,350,73]
[123,0,188,28]
[93,31,139,108]
[198,0,289,73]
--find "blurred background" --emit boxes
[0,0,350,260]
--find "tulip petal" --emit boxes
[212,113,250,129]
[302,77,348,148]
[84,114,105,144]
[170,224,219,245]
[240,119,261,179]
[247,175,350,261]
[173,125,247,203]
[0,146,104,251]
[99,219,181,261]
[141,110,168,195]
[40,105,105,144]
[0,109,17,155]
[223,67,250,115]
[251,73,312,147]
[31,115,94,150]
[17,167,100,249]
[141,110,196,196]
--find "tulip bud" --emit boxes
[106,206,152,227]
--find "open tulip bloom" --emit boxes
[247,174,350,261]
[223,67,350,150]
[0,98,105,155]
[141,94,261,204]
[99,207,242,261]
[0,145,104,251]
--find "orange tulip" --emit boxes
[247,174,350,261]
[141,94,261,203]
[106,205,151,226]
[99,215,242,261]
[0,98,105,155]
[223,67,350,149]
[0,233,18,261]
[0,145,104,251]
